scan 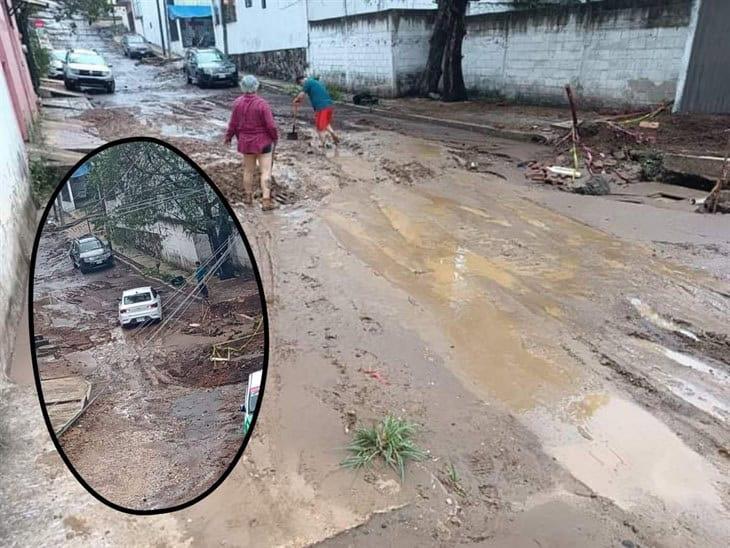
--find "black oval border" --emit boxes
[27,136,270,515]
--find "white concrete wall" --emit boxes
[308,12,396,95]
[307,0,434,21]
[0,66,35,380]
[210,0,308,55]
[232,234,252,271]
[463,4,692,107]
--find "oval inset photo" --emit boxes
[29,138,268,513]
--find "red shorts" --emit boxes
[314,107,334,131]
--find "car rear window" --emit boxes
[197,51,224,63]
[79,240,102,252]
[124,293,152,305]
[128,35,144,43]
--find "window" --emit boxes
[196,50,225,63]
[245,0,252,8]
[124,293,152,305]
[79,239,102,253]
[223,0,237,22]
[261,0,266,8]
[68,53,105,65]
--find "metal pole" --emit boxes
[155,0,167,56]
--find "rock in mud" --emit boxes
[570,174,611,196]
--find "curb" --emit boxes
[261,80,549,144]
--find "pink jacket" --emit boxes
[225,94,278,154]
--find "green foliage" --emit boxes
[29,32,50,80]
[327,84,345,102]
[640,151,665,181]
[30,158,56,207]
[88,142,224,237]
[342,416,427,481]
[60,0,113,22]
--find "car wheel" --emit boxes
[186,71,192,84]
[64,79,72,90]
[107,80,115,93]
[79,264,88,274]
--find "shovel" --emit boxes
[287,107,299,140]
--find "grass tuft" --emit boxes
[342,415,426,481]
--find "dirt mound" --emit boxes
[160,345,263,388]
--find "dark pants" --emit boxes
[200,284,209,299]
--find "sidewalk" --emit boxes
[261,76,730,160]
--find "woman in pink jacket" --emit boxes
[224,75,278,211]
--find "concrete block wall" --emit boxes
[308,12,397,96]
[392,12,434,95]
[463,0,693,107]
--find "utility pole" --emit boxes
[155,0,167,56]
[220,0,228,55]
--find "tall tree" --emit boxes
[420,0,469,102]
[87,142,237,278]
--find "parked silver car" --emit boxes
[64,48,115,93]
[48,49,67,79]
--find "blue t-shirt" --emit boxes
[302,78,332,112]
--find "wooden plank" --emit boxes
[39,85,87,98]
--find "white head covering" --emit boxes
[240,74,259,93]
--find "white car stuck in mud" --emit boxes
[118,286,162,328]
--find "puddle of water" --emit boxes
[662,347,729,384]
[546,395,724,514]
[629,297,699,341]
[324,189,578,411]
[665,378,729,422]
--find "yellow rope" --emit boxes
[210,318,263,361]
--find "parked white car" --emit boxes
[118,286,162,328]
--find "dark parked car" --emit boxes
[69,234,114,273]
[121,34,152,59]
[184,48,238,88]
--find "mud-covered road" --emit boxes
[2,22,729,547]
[30,220,251,512]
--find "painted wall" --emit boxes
[0,5,38,140]
[210,0,308,55]
[0,64,36,381]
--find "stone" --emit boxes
[571,174,611,196]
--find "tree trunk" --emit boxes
[420,0,469,101]
[442,0,468,102]
[420,0,449,96]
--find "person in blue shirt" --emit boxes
[293,74,340,151]
[194,260,209,300]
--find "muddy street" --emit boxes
[4,23,730,548]
[31,216,259,511]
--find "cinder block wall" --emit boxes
[463,0,694,107]
[308,11,398,96]
[307,1,694,108]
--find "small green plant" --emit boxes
[444,461,466,496]
[342,415,427,481]
[327,84,345,102]
[29,31,50,81]
[29,158,56,206]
